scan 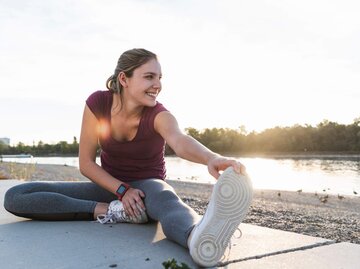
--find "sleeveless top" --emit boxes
[86,90,168,182]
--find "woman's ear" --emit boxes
[118,72,128,88]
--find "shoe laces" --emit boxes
[97,208,130,224]
[220,228,243,263]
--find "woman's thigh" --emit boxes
[130,179,200,220]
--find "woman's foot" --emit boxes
[94,202,109,219]
[97,200,148,224]
[188,167,253,267]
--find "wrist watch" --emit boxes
[116,183,131,201]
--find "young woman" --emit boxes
[4,48,253,267]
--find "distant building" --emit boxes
[0,137,10,146]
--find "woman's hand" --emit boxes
[207,156,247,179]
[121,188,146,219]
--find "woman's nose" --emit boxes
[153,79,161,90]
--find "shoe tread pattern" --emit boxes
[191,167,253,267]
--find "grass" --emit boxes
[0,162,36,180]
[162,258,192,269]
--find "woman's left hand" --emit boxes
[207,156,247,179]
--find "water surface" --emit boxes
[3,155,359,196]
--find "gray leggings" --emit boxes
[3,179,200,247]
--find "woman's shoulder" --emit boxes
[152,101,168,113]
[86,90,112,103]
[86,90,112,119]
[140,102,169,134]
[144,101,169,120]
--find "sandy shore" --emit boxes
[1,162,359,244]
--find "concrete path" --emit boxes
[1,180,359,269]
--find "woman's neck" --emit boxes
[111,93,143,119]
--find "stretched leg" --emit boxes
[4,181,116,220]
[130,179,201,248]
[188,168,253,267]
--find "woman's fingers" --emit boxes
[135,190,146,211]
[232,160,247,175]
[208,157,247,179]
[239,162,247,175]
[208,166,220,179]
[123,201,135,218]
[130,201,141,217]
[123,188,146,218]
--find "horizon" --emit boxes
[1,0,359,145]
[2,117,359,146]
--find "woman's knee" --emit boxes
[137,180,178,215]
[143,180,179,204]
[3,183,33,213]
[4,185,20,212]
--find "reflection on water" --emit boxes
[2,155,359,196]
[291,159,360,174]
[165,156,360,196]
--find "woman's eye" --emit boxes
[145,75,153,79]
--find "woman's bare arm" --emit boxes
[154,111,246,179]
[79,105,145,217]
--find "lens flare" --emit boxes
[97,120,110,139]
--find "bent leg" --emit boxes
[131,179,201,248]
[4,181,116,221]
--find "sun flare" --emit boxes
[97,120,110,139]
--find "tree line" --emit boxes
[183,119,360,154]
[0,137,79,156]
[1,119,360,156]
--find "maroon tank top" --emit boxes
[86,90,168,182]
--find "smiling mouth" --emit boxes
[146,92,158,98]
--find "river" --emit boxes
[2,155,359,196]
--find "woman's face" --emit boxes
[122,58,162,107]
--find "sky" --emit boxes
[1,0,359,145]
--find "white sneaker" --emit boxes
[188,167,253,267]
[97,200,148,224]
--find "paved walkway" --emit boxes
[1,180,359,269]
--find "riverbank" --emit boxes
[1,162,359,244]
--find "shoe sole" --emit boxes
[189,167,253,267]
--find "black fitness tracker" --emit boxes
[116,183,130,201]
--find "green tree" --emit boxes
[0,141,8,153]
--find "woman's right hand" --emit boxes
[121,188,146,219]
